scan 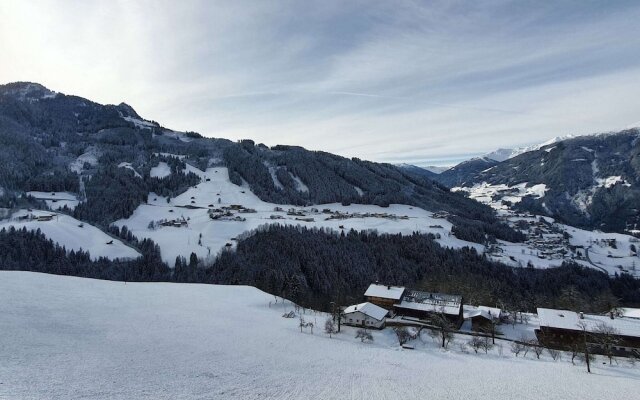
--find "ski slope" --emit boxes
[116,167,482,264]
[1,271,638,400]
[0,210,139,260]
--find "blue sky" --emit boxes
[2,1,640,166]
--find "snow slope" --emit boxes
[0,210,139,260]
[116,166,482,264]
[26,191,80,210]
[150,161,171,178]
[1,271,638,400]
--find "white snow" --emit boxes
[123,116,157,129]
[26,191,80,210]
[0,210,139,260]
[1,271,639,400]
[538,308,640,337]
[343,302,388,321]
[117,162,142,178]
[69,149,99,174]
[150,162,171,178]
[116,167,482,264]
[364,283,406,300]
[290,173,309,193]
[354,186,364,196]
[453,182,547,210]
[595,175,628,189]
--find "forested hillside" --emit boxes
[2,224,638,312]
[444,131,640,234]
[0,82,520,242]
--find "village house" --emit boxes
[342,302,389,329]
[362,283,463,327]
[364,283,406,309]
[536,308,640,357]
[463,305,502,332]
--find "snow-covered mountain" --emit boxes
[446,130,640,235]
[484,135,578,162]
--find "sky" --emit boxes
[2,1,640,167]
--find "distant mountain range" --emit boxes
[424,131,640,234]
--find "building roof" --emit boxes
[364,284,405,300]
[343,302,388,321]
[478,306,501,320]
[396,290,462,317]
[618,308,640,319]
[537,308,640,338]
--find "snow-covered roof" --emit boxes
[343,302,388,321]
[478,306,501,320]
[537,308,640,338]
[396,300,461,316]
[364,284,405,300]
[618,308,640,319]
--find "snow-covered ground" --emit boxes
[116,166,482,264]
[453,182,640,277]
[26,191,80,210]
[0,210,139,260]
[1,271,638,400]
[150,161,171,178]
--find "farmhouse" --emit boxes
[343,302,388,329]
[536,308,640,357]
[394,290,464,328]
[364,283,406,309]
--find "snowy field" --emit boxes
[0,210,139,260]
[116,167,482,264]
[1,271,638,400]
[26,191,80,210]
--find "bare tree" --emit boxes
[576,320,592,373]
[356,328,373,343]
[468,335,483,354]
[547,348,562,361]
[479,336,494,354]
[529,339,544,359]
[324,318,337,338]
[394,327,412,346]
[510,341,526,357]
[431,310,454,349]
[593,322,620,365]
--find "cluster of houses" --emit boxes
[342,283,467,330]
[16,213,55,222]
[342,283,640,358]
[207,204,255,221]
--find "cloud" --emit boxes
[1,0,640,166]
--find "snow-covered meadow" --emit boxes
[115,166,482,264]
[0,210,139,260]
[1,271,638,400]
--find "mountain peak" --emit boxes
[0,81,57,101]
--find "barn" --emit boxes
[393,290,463,328]
[343,302,389,329]
[536,308,640,357]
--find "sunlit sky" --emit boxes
[2,1,640,166]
